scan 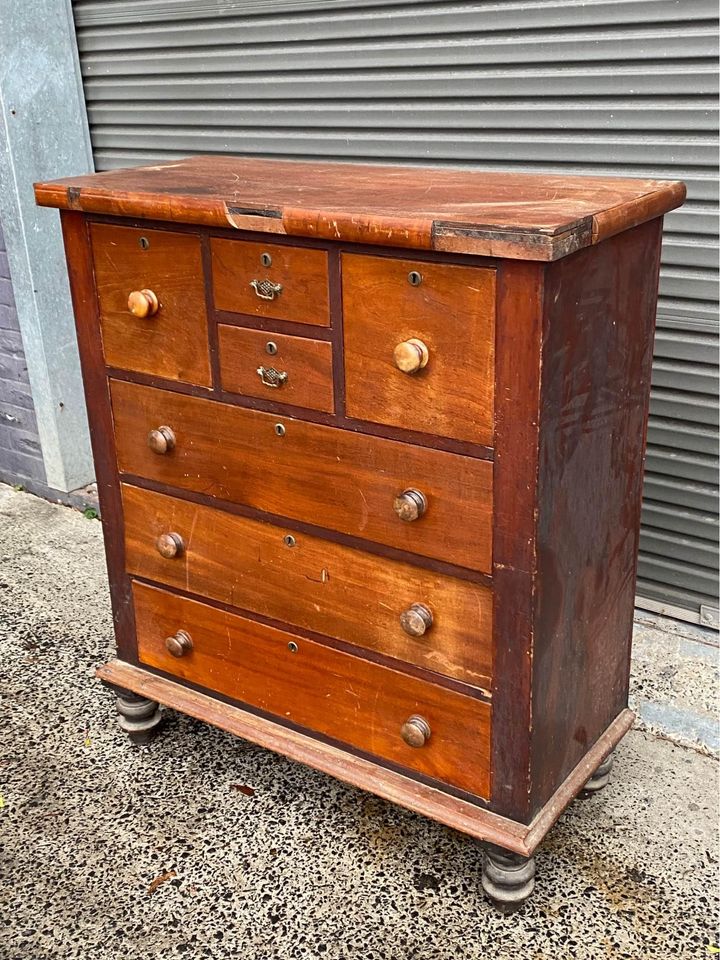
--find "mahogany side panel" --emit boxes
[59,212,137,662]
[529,218,664,814]
[133,581,492,798]
[490,259,544,823]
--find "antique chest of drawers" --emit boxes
[35,158,684,909]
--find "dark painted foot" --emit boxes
[481,844,536,913]
[115,689,162,745]
[579,752,614,798]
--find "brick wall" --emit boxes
[0,219,46,488]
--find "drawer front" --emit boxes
[111,379,493,573]
[211,238,330,326]
[90,223,211,386]
[134,581,491,797]
[123,484,493,688]
[342,254,495,446]
[218,324,334,414]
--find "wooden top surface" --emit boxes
[35,155,685,261]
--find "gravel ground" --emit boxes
[0,484,718,959]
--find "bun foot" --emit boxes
[115,689,162,744]
[579,752,614,798]
[481,844,536,912]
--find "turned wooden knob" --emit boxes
[394,338,429,374]
[156,532,184,559]
[164,629,193,658]
[147,425,176,455]
[400,603,433,637]
[401,715,431,748]
[127,289,159,318]
[393,488,427,522]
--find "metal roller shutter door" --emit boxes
[71,0,720,625]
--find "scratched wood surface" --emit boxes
[91,223,211,386]
[211,236,330,325]
[134,580,492,797]
[343,253,495,445]
[528,219,664,815]
[110,379,494,572]
[35,156,685,261]
[122,483,493,688]
[218,324,335,414]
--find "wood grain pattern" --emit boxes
[110,379,494,572]
[133,581,492,798]
[218,324,334,414]
[528,218,663,815]
[90,223,211,386]
[97,659,635,855]
[343,254,495,445]
[60,212,138,662]
[490,259,545,823]
[122,484,493,688]
[211,237,329,325]
[35,156,685,261]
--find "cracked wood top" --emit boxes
[34,155,685,260]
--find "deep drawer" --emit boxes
[134,580,491,797]
[342,254,495,446]
[218,324,334,413]
[211,238,330,326]
[122,484,493,688]
[110,379,493,573]
[90,223,211,386]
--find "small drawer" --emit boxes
[122,484,493,688]
[342,254,495,446]
[134,580,491,797]
[90,223,211,386]
[110,379,493,573]
[211,238,330,326]
[218,325,334,413]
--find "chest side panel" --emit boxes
[529,218,663,813]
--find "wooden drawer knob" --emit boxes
[165,629,193,658]
[393,488,427,522]
[127,289,159,318]
[401,715,431,748]
[156,532,184,559]
[400,603,433,637]
[147,425,176,455]
[394,338,429,374]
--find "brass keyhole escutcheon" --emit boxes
[288,641,299,654]
[260,252,272,267]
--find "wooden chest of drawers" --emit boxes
[35,157,684,910]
